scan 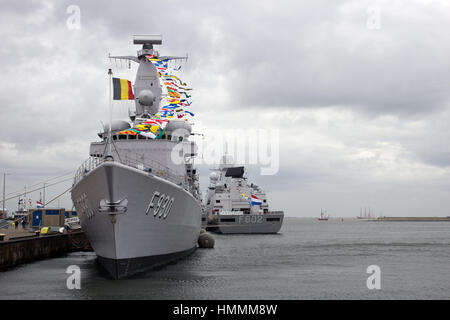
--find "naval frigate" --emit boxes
[71,35,202,279]
[204,154,284,234]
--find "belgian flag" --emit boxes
[112,77,135,100]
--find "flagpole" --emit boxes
[108,68,113,159]
[43,183,46,207]
[2,173,6,215]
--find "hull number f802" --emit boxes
[146,191,175,219]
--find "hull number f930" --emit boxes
[146,191,175,219]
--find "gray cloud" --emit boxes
[0,0,449,216]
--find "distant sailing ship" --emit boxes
[357,207,376,220]
[318,209,329,221]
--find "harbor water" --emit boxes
[0,217,449,299]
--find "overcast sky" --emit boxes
[0,0,449,217]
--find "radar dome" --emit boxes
[103,120,131,133]
[137,89,155,106]
[165,120,192,140]
[209,172,219,181]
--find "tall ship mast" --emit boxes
[71,35,202,279]
[318,208,329,221]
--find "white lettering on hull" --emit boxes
[146,191,174,219]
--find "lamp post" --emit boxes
[2,172,11,216]
[2,173,5,214]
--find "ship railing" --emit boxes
[73,155,188,189]
[266,210,284,215]
[121,155,187,188]
[73,156,103,186]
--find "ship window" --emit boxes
[118,135,127,140]
[220,218,236,222]
[167,135,172,140]
[178,136,183,142]
[216,200,220,203]
[266,218,280,222]
[129,135,136,140]
[112,135,117,140]
[138,135,146,140]
[263,199,267,203]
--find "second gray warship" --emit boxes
[204,154,284,234]
[71,35,202,279]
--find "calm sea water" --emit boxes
[0,218,449,300]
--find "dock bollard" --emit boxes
[198,231,215,248]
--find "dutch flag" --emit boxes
[250,195,262,206]
[36,201,44,208]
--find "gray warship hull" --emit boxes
[207,212,284,234]
[71,161,201,279]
